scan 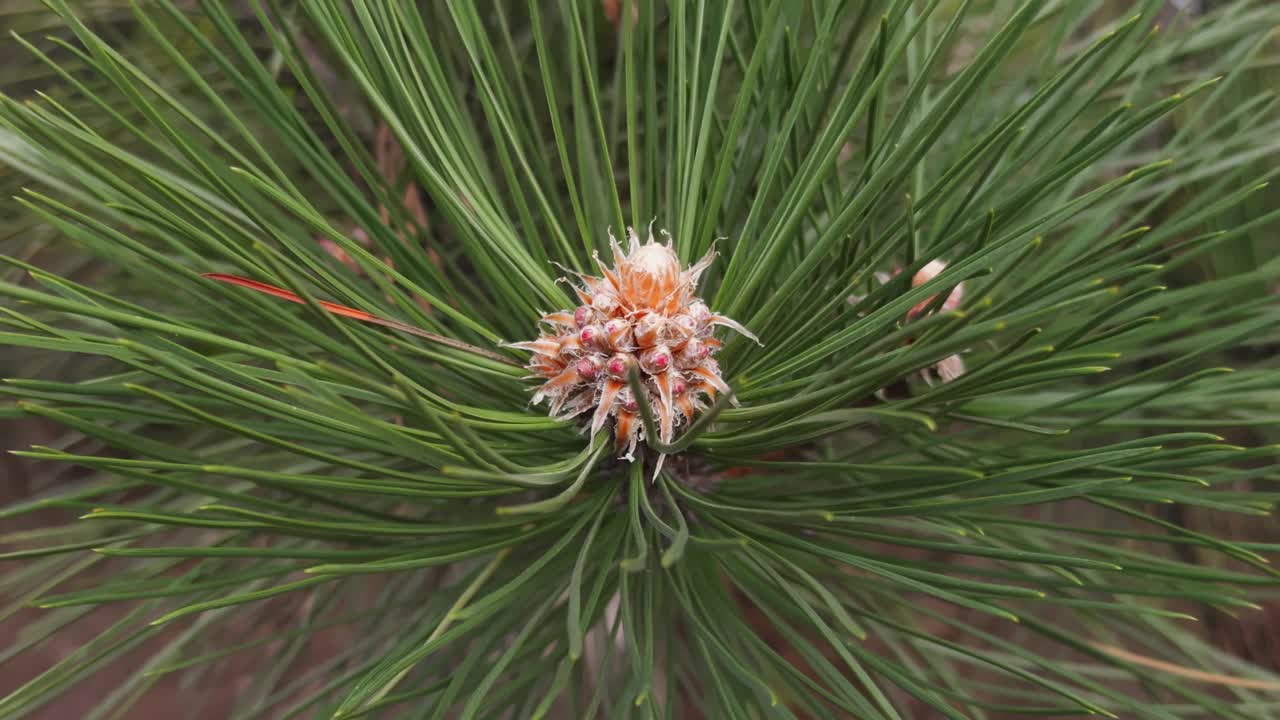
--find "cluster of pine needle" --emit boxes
[1,1,1279,718]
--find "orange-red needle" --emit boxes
[201,272,517,365]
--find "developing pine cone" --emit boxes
[511,228,758,462]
